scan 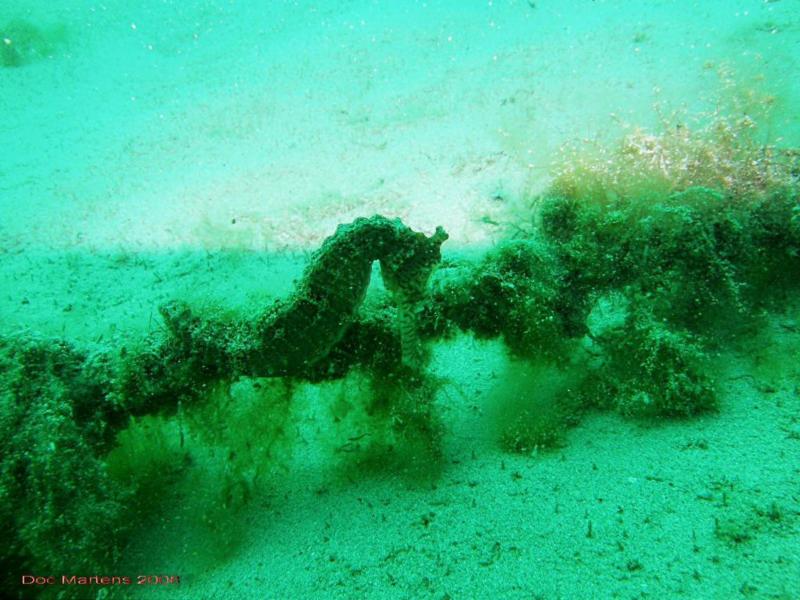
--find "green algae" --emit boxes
[487,359,584,454]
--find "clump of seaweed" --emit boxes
[490,89,799,428]
[549,104,797,203]
[185,378,296,507]
[334,368,445,482]
[0,338,129,594]
[537,184,800,334]
[487,359,584,454]
[588,303,717,417]
[422,240,577,362]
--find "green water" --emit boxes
[1,1,799,599]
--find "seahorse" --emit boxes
[251,215,447,374]
[159,215,448,379]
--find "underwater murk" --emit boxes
[1,1,799,599]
